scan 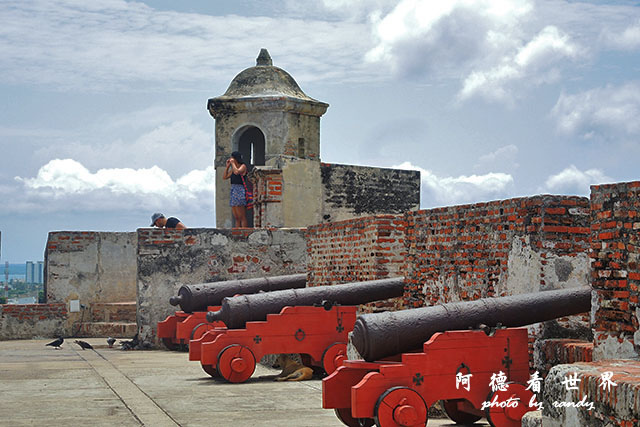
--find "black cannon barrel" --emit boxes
[206,277,405,328]
[169,274,307,313]
[352,286,592,362]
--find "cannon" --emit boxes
[157,273,307,350]
[206,277,406,329]
[352,286,591,362]
[322,287,592,427]
[169,273,307,313]
[157,308,221,350]
[193,277,406,382]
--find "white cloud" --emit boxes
[362,0,586,103]
[552,82,640,138]
[601,21,640,50]
[474,144,519,172]
[0,0,373,90]
[365,0,533,77]
[13,159,215,213]
[543,165,612,195]
[394,161,514,207]
[318,0,398,19]
[34,118,212,177]
[460,26,580,103]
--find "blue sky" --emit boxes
[1,0,639,262]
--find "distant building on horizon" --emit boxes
[25,261,44,284]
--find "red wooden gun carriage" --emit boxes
[156,274,307,350]
[190,278,406,383]
[323,287,591,427]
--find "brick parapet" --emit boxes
[46,231,97,252]
[306,214,407,286]
[404,195,590,307]
[306,214,407,312]
[536,338,594,376]
[590,180,640,359]
[1,303,67,320]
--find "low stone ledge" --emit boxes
[521,410,542,427]
[541,360,640,427]
[536,338,593,376]
[0,304,68,340]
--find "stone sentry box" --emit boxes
[207,49,421,229]
[136,227,307,346]
[208,49,328,229]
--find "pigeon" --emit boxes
[75,340,94,350]
[107,337,116,348]
[46,337,64,349]
[120,333,139,351]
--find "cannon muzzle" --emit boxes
[352,286,591,362]
[170,274,307,313]
[206,277,405,328]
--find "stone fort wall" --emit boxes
[136,227,308,345]
[252,161,420,228]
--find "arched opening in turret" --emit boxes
[234,126,265,166]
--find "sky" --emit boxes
[1,0,639,262]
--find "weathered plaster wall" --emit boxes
[281,159,323,227]
[591,180,640,360]
[136,227,307,345]
[320,163,420,223]
[252,161,420,229]
[45,231,137,305]
[281,113,321,160]
[213,108,322,228]
[0,304,68,340]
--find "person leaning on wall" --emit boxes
[222,151,249,228]
[150,213,186,229]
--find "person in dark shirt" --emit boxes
[150,212,186,229]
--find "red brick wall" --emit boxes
[404,195,590,307]
[591,180,640,359]
[46,231,97,252]
[306,214,407,285]
[306,214,407,312]
[537,339,593,375]
[253,170,283,228]
[1,303,67,321]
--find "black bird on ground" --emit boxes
[75,340,94,350]
[120,333,139,350]
[107,337,116,348]
[45,337,64,349]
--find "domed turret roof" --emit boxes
[215,49,318,102]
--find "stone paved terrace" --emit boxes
[0,338,486,426]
